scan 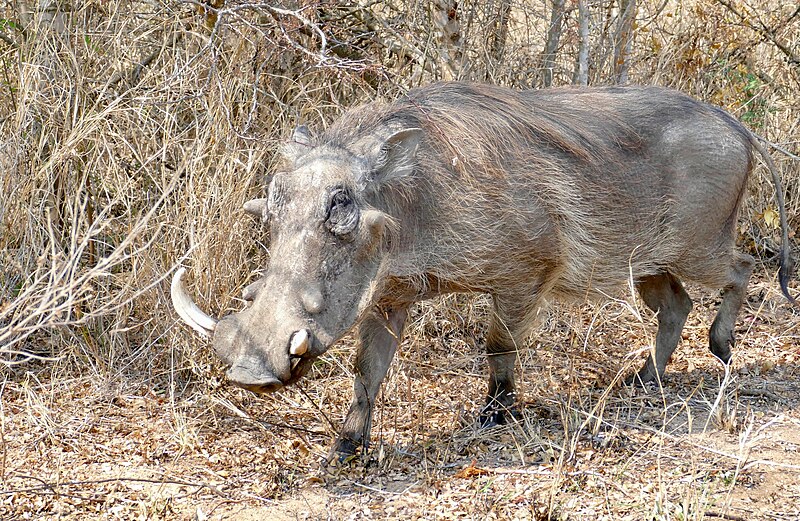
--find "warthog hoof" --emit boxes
[322,437,361,467]
[478,404,520,428]
[624,369,659,387]
[709,327,734,364]
[479,390,519,428]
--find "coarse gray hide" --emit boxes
[172,82,794,462]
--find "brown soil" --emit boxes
[2,278,799,520]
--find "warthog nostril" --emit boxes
[253,380,283,393]
[226,365,283,394]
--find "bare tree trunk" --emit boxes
[26,0,69,240]
[488,0,512,70]
[613,0,636,84]
[432,0,467,80]
[574,0,590,86]
[541,0,566,87]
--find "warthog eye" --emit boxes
[325,187,359,237]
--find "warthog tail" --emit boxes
[752,135,796,304]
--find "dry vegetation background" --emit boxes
[0,0,798,519]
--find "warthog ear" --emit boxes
[243,198,269,223]
[362,128,422,190]
[281,125,315,165]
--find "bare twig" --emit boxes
[704,511,749,521]
[1,474,212,495]
[754,135,800,162]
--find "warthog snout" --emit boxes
[171,268,321,393]
[213,321,319,393]
[226,329,311,393]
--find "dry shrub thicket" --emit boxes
[0,0,798,518]
[1,0,797,379]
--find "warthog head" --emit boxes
[172,124,421,393]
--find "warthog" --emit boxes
[172,82,794,460]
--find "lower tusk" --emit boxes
[170,267,218,338]
[289,329,309,356]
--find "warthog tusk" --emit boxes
[171,267,218,338]
[289,329,309,356]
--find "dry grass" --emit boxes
[1,0,798,519]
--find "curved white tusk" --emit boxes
[289,329,309,356]
[170,267,218,338]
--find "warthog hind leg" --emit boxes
[709,253,754,364]
[629,272,692,385]
[480,295,526,427]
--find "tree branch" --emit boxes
[715,0,800,67]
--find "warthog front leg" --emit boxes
[630,272,692,384]
[328,306,408,463]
